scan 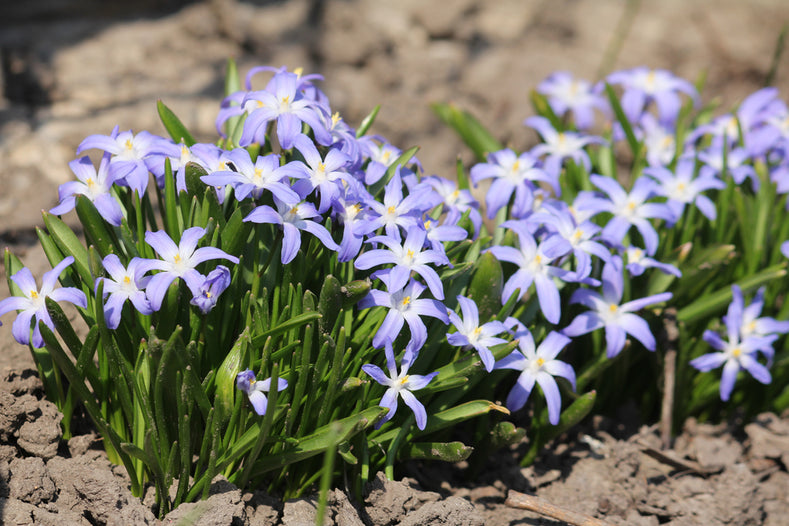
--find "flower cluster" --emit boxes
[1,62,787,514]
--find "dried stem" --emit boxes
[505,490,613,526]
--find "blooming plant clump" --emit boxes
[1,61,789,517]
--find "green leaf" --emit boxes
[603,83,641,158]
[356,105,380,137]
[75,195,117,257]
[403,441,473,463]
[184,162,208,199]
[215,327,251,415]
[251,311,323,348]
[41,211,92,286]
[677,265,787,323]
[157,100,196,146]
[466,251,503,322]
[420,400,509,435]
[318,275,343,335]
[342,279,371,308]
[239,406,389,477]
[431,103,503,161]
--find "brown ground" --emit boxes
[1,0,789,524]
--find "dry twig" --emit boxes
[505,490,614,526]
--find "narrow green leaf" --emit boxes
[603,83,641,158]
[41,211,92,285]
[356,105,380,138]
[466,251,503,323]
[157,100,196,146]
[431,103,503,161]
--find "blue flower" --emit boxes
[690,287,777,402]
[243,198,339,264]
[606,67,698,126]
[563,257,672,357]
[470,149,556,219]
[50,153,125,226]
[446,295,508,372]
[143,227,239,310]
[355,227,448,300]
[494,325,575,425]
[537,71,607,130]
[525,117,606,179]
[96,255,155,328]
[200,149,300,203]
[236,369,288,416]
[361,341,438,430]
[0,257,87,348]
[577,175,675,256]
[358,274,448,349]
[187,266,231,315]
[486,220,574,324]
[239,71,331,149]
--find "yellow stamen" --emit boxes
[173,255,181,263]
[332,112,341,126]
[387,205,396,215]
[294,67,304,78]
[123,276,131,285]
[86,178,95,188]
[30,290,39,299]
[536,357,545,367]
[732,347,742,358]
[124,139,133,150]
[609,304,618,313]
[399,375,410,385]
[401,296,411,306]
[424,220,432,230]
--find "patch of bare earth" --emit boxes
[2,368,788,525]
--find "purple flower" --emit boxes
[607,67,698,126]
[331,188,373,262]
[362,140,404,185]
[361,341,438,430]
[50,153,125,226]
[725,285,789,360]
[239,71,331,149]
[358,274,449,349]
[0,257,87,348]
[359,170,438,241]
[236,369,288,416]
[355,227,449,300]
[470,149,557,219]
[698,146,758,191]
[289,134,351,213]
[525,116,605,179]
[494,326,575,425]
[579,175,675,255]
[77,127,177,195]
[639,114,679,167]
[423,176,482,237]
[187,266,231,314]
[690,288,776,402]
[621,246,681,278]
[527,200,611,282]
[421,216,468,257]
[644,158,725,222]
[563,257,672,357]
[487,220,574,324]
[96,255,155,329]
[143,227,239,310]
[537,71,607,130]
[446,295,509,372]
[200,149,300,203]
[243,198,339,264]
